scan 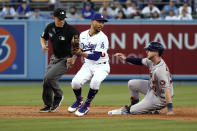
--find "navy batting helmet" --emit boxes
[144,42,164,56]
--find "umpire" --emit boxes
[40,8,79,112]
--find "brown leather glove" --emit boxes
[73,48,82,55]
[72,35,80,54]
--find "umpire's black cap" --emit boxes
[54,8,67,20]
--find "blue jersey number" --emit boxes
[101,42,105,49]
[0,37,9,62]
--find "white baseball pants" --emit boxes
[72,62,110,90]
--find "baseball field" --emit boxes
[0,82,197,131]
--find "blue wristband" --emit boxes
[76,54,81,58]
[87,51,102,61]
[167,103,173,112]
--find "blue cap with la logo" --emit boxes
[91,13,108,22]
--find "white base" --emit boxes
[108,109,123,115]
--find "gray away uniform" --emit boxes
[128,58,173,114]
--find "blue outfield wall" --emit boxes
[0,20,48,80]
[0,19,197,81]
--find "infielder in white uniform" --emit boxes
[109,42,174,115]
[67,13,110,117]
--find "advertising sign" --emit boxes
[0,24,26,77]
[48,24,197,75]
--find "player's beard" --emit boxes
[94,26,101,33]
[95,25,103,33]
[95,29,100,33]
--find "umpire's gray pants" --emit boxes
[42,55,69,107]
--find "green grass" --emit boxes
[0,118,197,131]
[0,83,197,131]
[0,83,197,106]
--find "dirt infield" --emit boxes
[0,106,197,121]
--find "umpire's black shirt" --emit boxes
[41,22,79,58]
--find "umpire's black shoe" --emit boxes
[51,96,64,112]
[39,106,51,112]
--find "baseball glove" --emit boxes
[72,35,80,54]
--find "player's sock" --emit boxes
[85,88,98,105]
[73,88,82,102]
[130,96,139,105]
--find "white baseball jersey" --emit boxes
[142,58,174,98]
[79,30,109,64]
[71,29,110,91]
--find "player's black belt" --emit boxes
[98,62,107,64]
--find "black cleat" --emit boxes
[39,106,51,112]
[149,110,162,114]
[121,105,131,114]
[50,105,59,112]
[51,96,64,112]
